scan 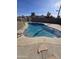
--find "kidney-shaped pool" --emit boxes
[23,22,61,38]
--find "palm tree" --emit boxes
[57,6,61,18]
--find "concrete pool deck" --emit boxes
[17,36,61,59]
[17,36,60,46]
[17,23,61,59]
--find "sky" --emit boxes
[17,0,60,16]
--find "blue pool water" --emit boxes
[23,22,61,38]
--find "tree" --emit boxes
[47,12,51,17]
[31,12,35,16]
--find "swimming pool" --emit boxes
[23,22,61,38]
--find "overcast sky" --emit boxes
[17,0,60,16]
